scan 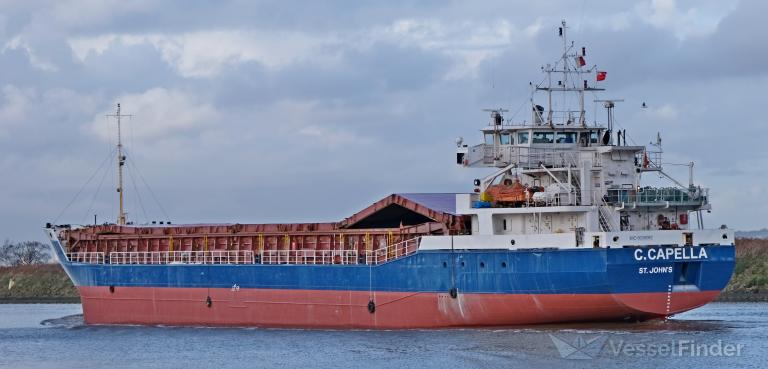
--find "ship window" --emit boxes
[556,132,577,143]
[532,132,554,143]
[517,132,529,144]
[580,131,600,144]
[502,219,508,230]
[484,133,495,145]
[500,133,512,145]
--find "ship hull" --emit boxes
[50,239,735,329]
[77,286,721,328]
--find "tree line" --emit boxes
[0,240,52,266]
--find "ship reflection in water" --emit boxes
[1,302,765,369]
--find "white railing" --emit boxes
[109,251,254,265]
[467,144,581,169]
[260,249,360,265]
[365,237,420,265]
[66,252,105,264]
[593,191,619,232]
[261,237,421,265]
[604,187,708,206]
[62,238,422,266]
[637,150,663,171]
[465,143,487,166]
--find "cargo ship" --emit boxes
[45,21,734,329]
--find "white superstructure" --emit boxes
[451,21,725,250]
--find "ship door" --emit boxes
[575,228,585,247]
[683,232,693,246]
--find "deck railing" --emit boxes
[260,249,360,265]
[109,250,254,265]
[604,187,708,206]
[365,237,420,264]
[64,238,421,266]
[466,144,582,169]
[66,252,105,264]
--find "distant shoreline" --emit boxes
[716,292,768,303]
[0,297,80,304]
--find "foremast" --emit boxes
[107,103,131,226]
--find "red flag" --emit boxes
[575,56,586,67]
[596,71,607,81]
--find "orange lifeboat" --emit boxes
[486,179,529,205]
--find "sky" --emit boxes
[0,0,765,242]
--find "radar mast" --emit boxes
[107,103,131,225]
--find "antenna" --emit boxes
[106,103,132,226]
[535,20,603,128]
[593,99,623,144]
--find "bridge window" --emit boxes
[500,133,512,145]
[580,131,599,144]
[532,132,554,144]
[484,133,495,145]
[556,132,577,143]
[518,132,529,144]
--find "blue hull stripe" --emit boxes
[53,241,735,295]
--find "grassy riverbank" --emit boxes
[0,238,766,303]
[718,238,768,301]
[0,264,79,303]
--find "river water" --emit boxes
[0,302,765,368]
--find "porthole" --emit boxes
[612,236,619,242]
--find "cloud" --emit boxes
[373,18,529,79]
[298,125,372,147]
[647,103,678,120]
[67,17,540,81]
[49,0,155,29]
[0,85,34,133]
[634,0,733,40]
[3,36,58,71]
[70,30,340,78]
[85,88,219,142]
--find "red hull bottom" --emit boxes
[78,286,720,329]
